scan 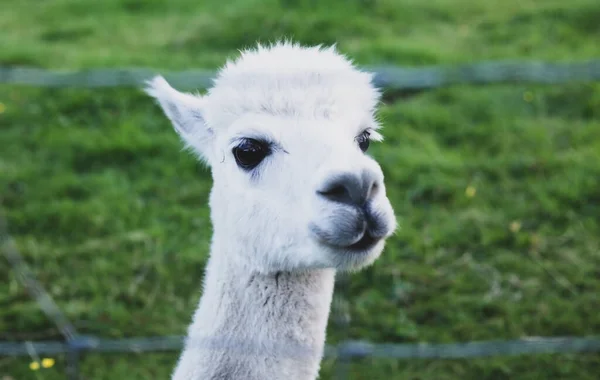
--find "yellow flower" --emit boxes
[29,361,40,370]
[465,186,476,198]
[523,91,534,102]
[509,221,521,233]
[42,358,55,368]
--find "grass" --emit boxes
[1,0,600,379]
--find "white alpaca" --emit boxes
[146,41,397,380]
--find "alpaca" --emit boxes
[146,41,397,380]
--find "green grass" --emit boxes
[1,0,600,379]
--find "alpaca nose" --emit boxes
[317,171,378,207]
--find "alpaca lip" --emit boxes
[345,232,379,251]
[309,223,382,253]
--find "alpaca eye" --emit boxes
[356,131,370,152]
[232,138,271,170]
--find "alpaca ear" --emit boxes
[145,76,214,164]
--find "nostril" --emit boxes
[368,181,380,200]
[318,183,352,204]
[321,184,346,198]
[318,172,367,206]
[318,172,377,206]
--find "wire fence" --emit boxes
[2,59,600,90]
[2,60,600,379]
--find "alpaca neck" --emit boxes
[171,242,336,380]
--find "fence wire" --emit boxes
[2,335,600,359]
[1,217,77,343]
[1,214,84,379]
[1,59,600,90]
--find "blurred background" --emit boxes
[1,0,599,379]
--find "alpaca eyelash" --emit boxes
[229,134,276,151]
[356,129,372,140]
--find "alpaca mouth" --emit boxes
[309,222,383,253]
[345,232,380,251]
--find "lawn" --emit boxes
[1,0,600,379]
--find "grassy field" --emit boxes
[1,0,600,379]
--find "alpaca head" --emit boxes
[146,42,396,273]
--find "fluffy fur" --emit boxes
[146,41,397,380]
